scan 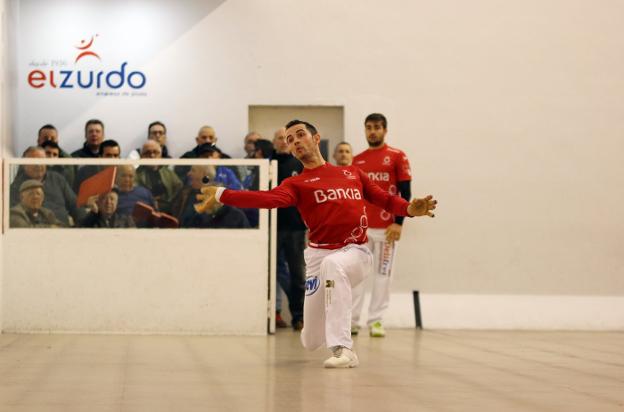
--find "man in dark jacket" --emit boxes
[71,119,105,158]
[271,127,307,330]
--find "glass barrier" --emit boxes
[4,158,270,230]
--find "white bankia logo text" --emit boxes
[368,172,390,182]
[314,188,362,203]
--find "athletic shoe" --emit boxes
[351,325,360,336]
[323,346,359,368]
[369,321,386,337]
[275,312,288,328]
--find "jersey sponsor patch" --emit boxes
[305,276,320,296]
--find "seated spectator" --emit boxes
[172,165,249,229]
[175,125,231,180]
[241,139,274,228]
[72,119,105,158]
[116,165,155,216]
[10,180,63,228]
[239,132,262,189]
[74,139,121,191]
[38,124,76,187]
[135,140,182,214]
[10,146,85,226]
[196,143,243,190]
[80,188,135,228]
[128,121,172,160]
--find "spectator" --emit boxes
[241,138,274,228]
[239,132,262,189]
[333,141,353,166]
[41,140,60,158]
[81,189,135,228]
[10,146,85,226]
[271,127,306,330]
[136,140,183,214]
[74,139,121,192]
[38,124,76,187]
[175,125,230,180]
[116,165,155,216]
[128,121,172,159]
[72,119,105,158]
[172,164,249,229]
[196,143,243,190]
[10,179,63,228]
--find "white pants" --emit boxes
[351,228,398,327]
[300,244,373,351]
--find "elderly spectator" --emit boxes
[244,132,261,158]
[10,180,63,228]
[175,125,231,180]
[172,165,249,229]
[72,119,105,158]
[10,146,85,226]
[116,165,155,216]
[80,189,135,228]
[136,140,183,214]
[38,124,76,187]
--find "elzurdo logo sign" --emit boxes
[27,34,147,93]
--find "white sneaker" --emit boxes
[323,346,359,368]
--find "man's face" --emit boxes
[118,167,135,192]
[148,125,167,146]
[333,144,353,166]
[86,124,104,148]
[244,134,259,156]
[23,149,46,180]
[44,146,60,158]
[98,192,118,217]
[365,121,387,148]
[141,142,162,159]
[286,124,318,162]
[37,128,58,145]
[196,127,217,146]
[20,187,44,211]
[101,145,121,158]
[273,128,289,154]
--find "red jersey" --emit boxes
[353,144,412,228]
[219,163,410,249]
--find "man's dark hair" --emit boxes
[40,140,60,150]
[254,139,274,159]
[285,119,318,136]
[84,119,105,134]
[148,121,167,135]
[364,113,387,129]
[98,139,120,156]
[38,124,57,136]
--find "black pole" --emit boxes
[413,290,423,329]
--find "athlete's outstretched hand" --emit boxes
[407,195,437,218]
[194,186,219,214]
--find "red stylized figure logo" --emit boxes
[75,34,100,63]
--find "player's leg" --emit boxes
[320,244,372,368]
[366,229,398,337]
[350,236,375,335]
[300,247,328,351]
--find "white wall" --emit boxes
[4,0,624,329]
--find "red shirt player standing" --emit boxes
[197,120,436,368]
[351,113,413,338]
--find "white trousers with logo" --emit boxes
[300,244,373,350]
[351,228,398,327]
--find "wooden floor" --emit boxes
[0,329,622,411]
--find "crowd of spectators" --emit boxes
[8,119,288,230]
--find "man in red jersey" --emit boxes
[351,113,412,338]
[197,120,436,368]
